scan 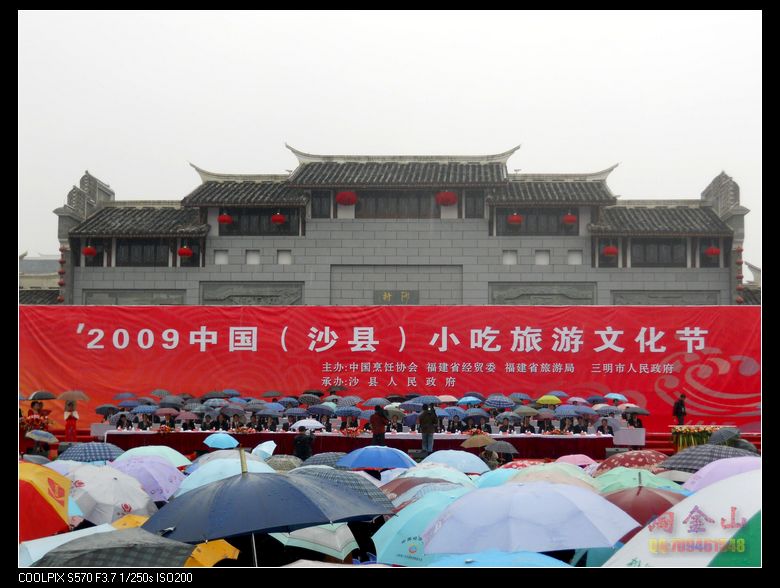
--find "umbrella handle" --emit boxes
[252,533,258,567]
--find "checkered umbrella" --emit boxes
[509,393,532,403]
[708,428,741,446]
[284,407,308,418]
[302,389,325,397]
[495,412,522,422]
[399,401,423,411]
[245,402,268,412]
[150,389,170,398]
[308,404,335,416]
[335,406,362,418]
[302,453,347,468]
[363,397,390,407]
[415,395,442,405]
[594,450,670,477]
[31,528,194,567]
[266,455,303,472]
[184,401,205,411]
[486,441,518,454]
[659,444,757,473]
[95,404,119,416]
[262,390,283,398]
[59,442,125,463]
[336,396,362,407]
[159,396,185,409]
[323,395,340,403]
[445,407,467,419]
[289,468,395,510]
[299,394,322,405]
[277,397,300,408]
[485,395,514,409]
[136,397,158,405]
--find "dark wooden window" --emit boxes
[353,191,438,219]
[631,238,687,268]
[698,238,720,268]
[84,240,108,267]
[465,191,485,219]
[116,239,170,267]
[311,191,331,219]
[219,208,301,236]
[598,238,619,268]
[496,207,579,236]
[179,241,201,268]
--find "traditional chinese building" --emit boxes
[53,146,751,306]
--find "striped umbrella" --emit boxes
[299,394,322,406]
[150,389,170,398]
[509,393,532,403]
[335,406,362,418]
[484,395,514,409]
[284,407,309,418]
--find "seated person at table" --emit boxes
[498,417,515,433]
[249,415,261,430]
[478,417,492,434]
[340,416,357,430]
[596,418,614,435]
[137,414,153,431]
[230,414,244,429]
[559,418,573,433]
[263,416,277,432]
[164,415,177,428]
[537,420,554,433]
[202,415,215,430]
[362,420,371,431]
[321,415,333,432]
[447,415,467,433]
[518,416,536,434]
[437,417,447,433]
[626,414,644,428]
[180,418,197,431]
[282,416,297,432]
[572,416,589,434]
[214,414,230,431]
[115,415,130,430]
[386,415,403,433]
[293,426,314,461]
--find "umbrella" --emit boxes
[372,488,472,566]
[150,389,170,397]
[486,441,518,455]
[307,404,335,416]
[258,409,283,419]
[428,550,571,567]
[111,514,149,529]
[19,462,71,541]
[302,452,346,468]
[708,427,741,446]
[433,407,448,418]
[263,402,285,412]
[473,469,522,488]
[159,395,186,407]
[95,404,119,416]
[337,446,416,470]
[484,394,514,409]
[174,459,276,497]
[384,407,406,420]
[175,411,198,421]
[595,467,688,495]
[403,412,420,427]
[731,438,760,454]
[422,483,639,554]
[682,456,761,492]
[57,390,90,402]
[31,528,193,567]
[444,407,467,419]
[414,395,442,405]
[709,511,761,567]
[547,390,569,398]
[244,401,268,412]
[397,465,476,487]
[302,389,324,397]
[43,459,83,476]
[460,434,494,449]
[142,472,392,542]
[25,430,59,444]
[463,392,485,401]
[554,405,581,418]
[587,395,607,404]
[363,397,390,407]
[575,406,598,416]
[113,446,191,468]
[251,440,277,460]
[204,398,229,408]
[136,396,158,405]
[19,524,117,567]
[618,402,639,410]
[22,454,50,465]
[508,470,597,492]
[108,456,185,501]
[456,396,482,406]
[228,397,247,404]
[556,454,597,467]
[67,465,158,524]
[284,407,308,418]
[185,449,266,473]
[335,406,362,418]
[262,390,283,398]
[204,433,239,449]
[108,411,131,425]
[509,392,532,402]
[390,482,464,511]
[513,405,539,416]
[336,396,363,407]
[605,393,628,402]
[381,476,454,499]
[536,395,561,405]
[465,408,490,419]
[131,405,158,414]
[594,450,669,476]
[422,450,490,474]
[623,407,650,416]
[603,486,688,542]
[604,470,761,567]
[118,400,140,409]
[270,523,359,560]
[437,395,458,403]
[386,395,406,403]
[222,389,241,397]
[288,468,395,510]
[535,409,556,420]
[29,390,56,400]
[399,401,423,411]
[277,397,300,407]
[201,391,229,400]
[567,396,589,405]
[155,407,179,417]
[659,444,757,474]
[266,455,303,472]
[60,442,124,463]
[328,385,349,392]
[298,394,322,405]
[291,418,325,431]
[185,539,240,567]
[499,459,549,470]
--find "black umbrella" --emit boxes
[298,394,322,405]
[201,391,229,400]
[302,452,347,468]
[386,395,406,403]
[302,389,325,397]
[95,404,119,416]
[262,390,283,398]
[486,441,518,454]
[288,468,395,510]
[708,427,740,446]
[32,528,194,567]
[731,438,759,454]
[142,472,392,542]
[328,385,349,393]
[660,444,756,473]
[29,390,55,400]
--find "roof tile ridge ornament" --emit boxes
[188,163,290,184]
[508,163,620,183]
[284,143,522,165]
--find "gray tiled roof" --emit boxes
[19,290,60,305]
[491,181,616,205]
[287,162,506,187]
[589,206,733,236]
[181,181,307,207]
[69,207,210,237]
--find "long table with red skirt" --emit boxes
[105,431,614,460]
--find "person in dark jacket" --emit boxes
[263,416,277,432]
[180,418,197,431]
[202,415,215,430]
[321,415,333,432]
[282,416,296,432]
[447,415,466,433]
[673,394,686,425]
[370,406,389,446]
[537,420,554,433]
[596,418,614,435]
[559,418,573,433]
[215,414,230,431]
[386,415,403,433]
[478,417,492,434]
[418,404,438,455]
[340,416,357,430]
[626,414,644,428]
[498,417,515,433]
[518,416,536,434]
[293,426,314,460]
[572,416,589,434]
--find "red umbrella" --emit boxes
[19,462,71,541]
[603,486,687,542]
[379,476,451,500]
[594,450,668,477]
[498,459,550,470]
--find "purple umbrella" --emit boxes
[682,457,762,492]
[175,411,198,421]
[108,456,185,501]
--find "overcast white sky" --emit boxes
[18,10,762,271]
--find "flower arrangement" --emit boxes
[235,427,257,434]
[543,429,563,436]
[20,414,53,432]
[340,427,364,438]
[671,425,721,450]
[158,425,172,434]
[465,428,488,436]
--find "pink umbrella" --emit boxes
[682,457,761,492]
[556,454,597,467]
[175,411,198,421]
[499,459,549,470]
[155,408,179,417]
[567,397,589,405]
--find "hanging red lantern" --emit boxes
[435,191,458,206]
[736,259,744,266]
[562,213,577,225]
[735,246,744,253]
[271,212,287,225]
[736,285,745,291]
[218,213,233,225]
[57,280,65,287]
[736,273,744,280]
[82,246,97,257]
[507,213,524,225]
[602,245,619,257]
[58,258,66,265]
[178,246,193,258]
[56,295,65,303]
[58,245,68,253]
[704,246,721,257]
[735,296,745,304]
[336,191,358,206]
[57,269,66,276]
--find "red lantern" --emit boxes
[336,191,358,206]
[736,285,745,291]
[435,191,458,206]
[735,246,744,253]
[736,273,744,280]
[562,213,577,225]
[736,259,744,266]
[57,269,66,276]
[704,246,721,257]
[82,246,97,257]
[57,280,65,287]
[271,213,287,225]
[735,296,745,304]
[507,213,524,225]
[218,213,233,225]
[58,245,68,253]
[56,295,65,303]
[58,258,66,265]
[602,245,619,257]
[178,246,193,258]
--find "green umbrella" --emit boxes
[113,445,191,468]
[514,462,597,484]
[269,523,358,560]
[708,511,761,567]
[596,467,687,495]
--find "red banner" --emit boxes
[19,306,761,432]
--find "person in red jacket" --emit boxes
[369,406,390,446]
[64,400,79,442]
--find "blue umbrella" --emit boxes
[363,397,390,407]
[508,392,532,403]
[466,408,490,419]
[403,412,420,427]
[464,392,485,401]
[142,472,391,542]
[230,397,248,404]
[400,401,423,411]
[555,405,581,418]
[605,393,628,402]
[240,397,258,403]
[494,412,522,422]
[94,404,118,416]
[25,430,59,444]
[263,402,285,412]
[222,389,241,397]
[335,406,362,418]
[576,406,598,416]
[428,550,571,567]
[204,398,229,408]
[434,408,448,418]
[336,446,416,470]
[204,433,239,449]
[456,396,482,406]
[474,469,522,489]
[336,396,362,407]
[415,395,442,405]
[118,400,139,409]
[131,405,158,414]
[445,407,467,419]
[548,390,569,398]
[422,450,490,474]
[596,406,622,416]
[59,442,124,462]
[284,407,308,418]
[277,397,300,407]
[484,395,514,409]
[150,389,170,398]
[587,395,608,404]
[114,392,136,400]
[135,397,157,405]
[359,410,374,420]
[308,404,335,416]
[174,459,276,497]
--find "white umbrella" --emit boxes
[269,524,359,560]
[66,465,158,525]
[292,418,326,431]
[604,470,761,567]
